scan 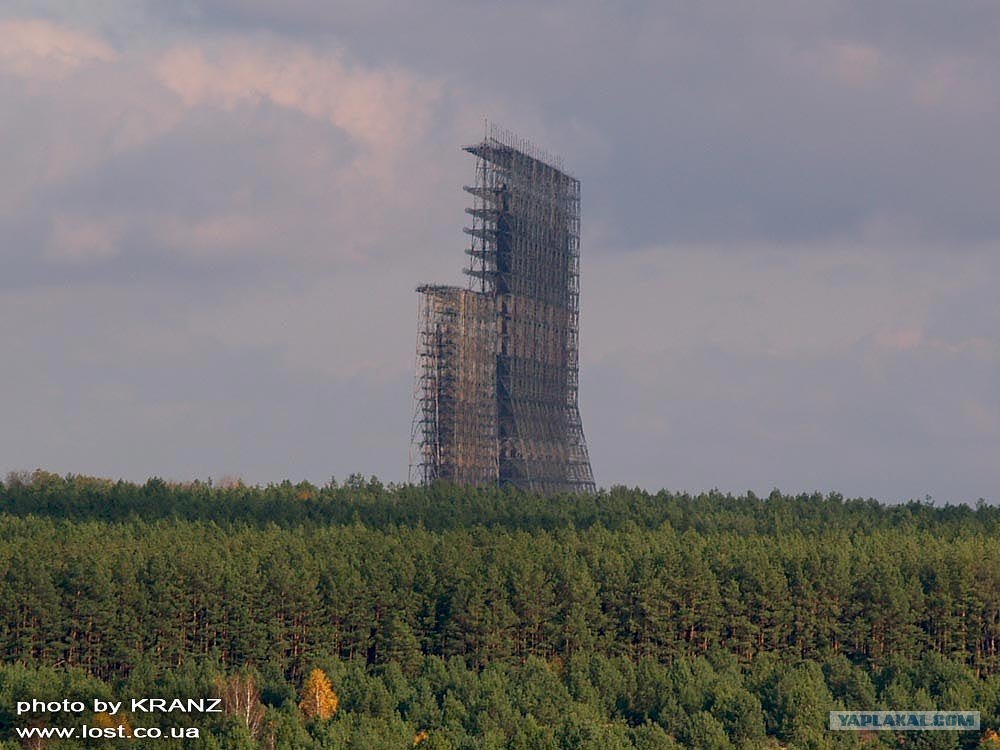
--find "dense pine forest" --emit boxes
[3,471,1000,749]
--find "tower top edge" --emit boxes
[462,121,577,181]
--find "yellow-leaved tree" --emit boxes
[92,711,133,737]
[298,668,339,721]
[980,729,1000,749]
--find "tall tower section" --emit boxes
[411,124,595,495]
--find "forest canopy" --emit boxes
[1,471,997,749]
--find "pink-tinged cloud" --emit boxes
[820,39,993,113]
[45,214,122,263]
[0,18,116,79]
[158,214,280,258]
[961,399,1000,437]
[0,24,458,264]
[155,39,442,163]
[874,325,924,352]
[827,42,882,89]
[912,56,996,113]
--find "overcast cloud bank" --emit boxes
[2,2,998,502]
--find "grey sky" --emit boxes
[1,2,997,502]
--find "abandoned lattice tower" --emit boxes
[410,124,595,494]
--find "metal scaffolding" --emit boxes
[410,286,498,486]
[410,124,595,494]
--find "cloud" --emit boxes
[0,20,460,277]
[154,212,282,260]
[961,399,1000,438]
[45,214,122,262]
[580,242,999,501]
[0,47,182,219]
[584,242,958,368]
[911,56,996,112]
[873,326,923,353]
[0,18,116,79]
[1,5,998,501]
[155,38,442,167]
[826,42,883,89]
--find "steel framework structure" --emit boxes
[411,124,595,494]
[411,285,498,486]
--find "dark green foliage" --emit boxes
[1,471,995,535]
[0,472,997,748]
[3,516,1000,679]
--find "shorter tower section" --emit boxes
[411,285,498,486]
